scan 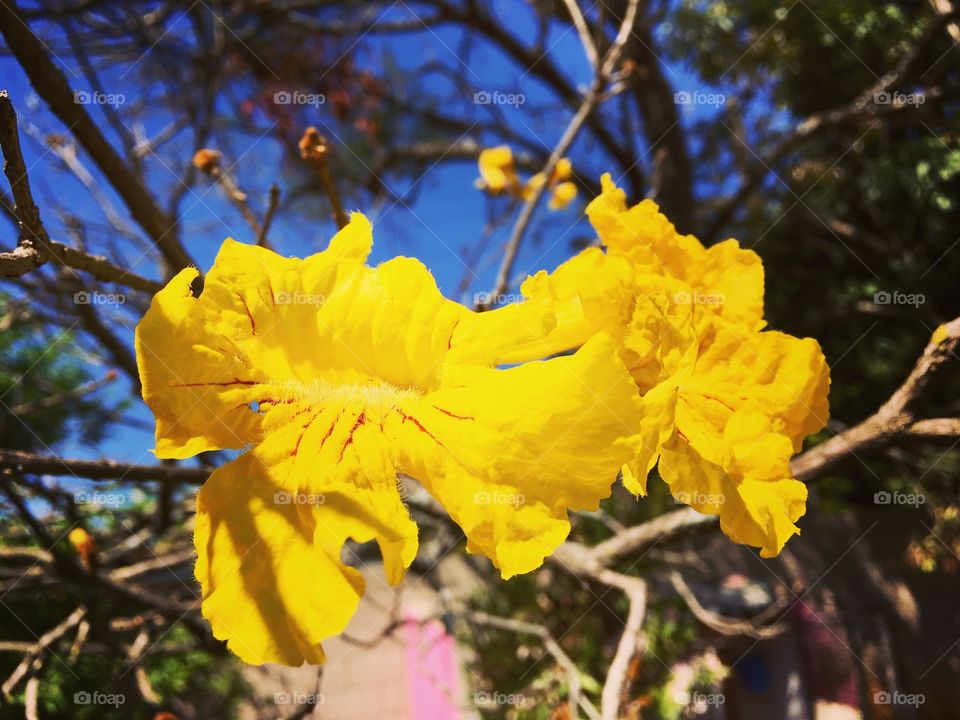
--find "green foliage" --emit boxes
[0,294,126,450]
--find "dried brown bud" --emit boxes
[192,148,222,174]
[298,126,328,162]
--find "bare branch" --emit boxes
[484,0,641,306]
[0,449,208,484]
[0,0,194,271]
[792,315,960,481]
[0,93,163,293]
[300,127,349,230]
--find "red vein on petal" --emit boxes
[338,412,367,461]
[431,405,475,421]
[236,292,257,335]
[396,409,446,450]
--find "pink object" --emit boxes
[404,612,460,719]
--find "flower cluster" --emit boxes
[135,178,828,666]
[475,145,578,209]
[512,174,830,558]
[136,214,641,665]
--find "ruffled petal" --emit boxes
[660,408,806,556]
[194,399,418,666]
[135,215,373,458]
[690,329,830,450]
[395,334,643,578]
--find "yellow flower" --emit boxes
[477,146,577,210]
[549,181,578,210]
[68,527,94,568]
[135,213,641,665]
[476,145,520,194]
[513,175,829,557]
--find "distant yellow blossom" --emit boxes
[476,146,578,210]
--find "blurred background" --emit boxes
[1,0,959,718]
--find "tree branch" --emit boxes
[0,0,194,272]
[0,449,208,484]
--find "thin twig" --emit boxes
[483,0,640,307]
[0,93,162,293]
[561,0,598,70]
[2,606,86,696]
[257,183,280,248]
[458,606,600,720]
[0,1,194,271]
[299,127,349,229]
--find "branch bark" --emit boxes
[0,0,194,272]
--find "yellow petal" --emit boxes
[548,181,578,210]
[621,381,678,496]
[396,334,642,578]
[511,248,636,361]
[552,157,573,182]
[135,215,373,458]
[586,173,686,262]
[723,478,807,558]
[690,240,765,333]
[659,434,806,557]
[478,145,519,193]
[691,329,830,451]
[194,404,418,666]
